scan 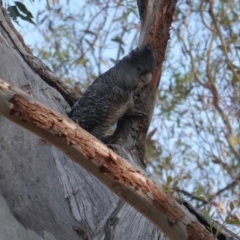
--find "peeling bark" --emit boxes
[0,1,239,240]
[0,77,218,240]
[0,1,168,239]
[108,0,176,166]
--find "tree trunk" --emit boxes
[0,2,168,240]
[2,1,238,240]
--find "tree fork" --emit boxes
[0,77,216,240]
[0,1,239,240]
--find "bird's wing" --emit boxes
[69,80,111,132]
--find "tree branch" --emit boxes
[0,1,239,240]
[0,3,79,107]
[107,0,177,166]
[0,77,220,240]
[208,0,240,82]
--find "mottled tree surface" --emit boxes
[0,3,166,240]
[1,1,240,239]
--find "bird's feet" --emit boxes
[123,109,147,118]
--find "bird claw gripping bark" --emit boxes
[69,45,157,139]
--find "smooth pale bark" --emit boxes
[0,1,170,240]
[0,78,217,240]
[0,1,239,240]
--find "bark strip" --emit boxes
[0,78,217,240]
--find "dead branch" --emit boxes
[0,77,217,240]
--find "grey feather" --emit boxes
[69,45,157,139]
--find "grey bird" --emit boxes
[69,45,157,139]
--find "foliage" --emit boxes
[155,0,240,232]
[12,0,240,233]
[6,1,35,24]
[17,0,138,90]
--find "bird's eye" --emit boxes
[137,67,141,72]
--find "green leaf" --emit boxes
[167,176,172,183]
[10,1,35,25]
[111,37,125,45]
[7,5,20,23]
[197,195,206,201]
[229,201,235,211]
[82,30,96,35]
[15,1,33,18]
[196,188,203,196]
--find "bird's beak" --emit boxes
[140,73,152,84]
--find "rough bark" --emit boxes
[0,1,168,240]
[0,1,239,240]
[0,77,221,240]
